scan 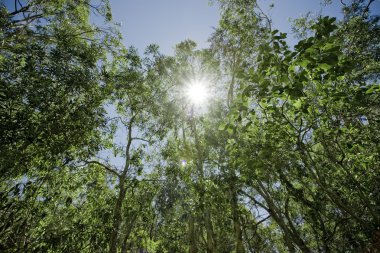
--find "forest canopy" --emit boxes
[1,0,379,252]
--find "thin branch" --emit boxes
[255,215,271,227]
[363,0,375,16]
[239,189,270,212]
[139,179,166,182]
[254,1,272,31]
[131,137,151,143]
[11,14,44,25]
[84,160,120,177]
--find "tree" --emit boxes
[1,0,379,252]
[100,44,174,253]
[222,15,380,252]
[0,0,118,251]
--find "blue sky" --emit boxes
[109,0,220,55]
[108,0,375,55]
[4,0,379,55]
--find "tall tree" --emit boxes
[101,44,173,253]
[0,0,118,251]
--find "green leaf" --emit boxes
[271,29,279,35]
[218,122,227,131]
[319,63,332,71]
[293,99,302,109]
[299,59,310,68]
[20,57,26,68]
[366,84,379,94]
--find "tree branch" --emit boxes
[131,137,151,143]
[363,0,375,16]
[84,160,120,177]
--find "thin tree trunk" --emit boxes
[255,183,311,253]
[181,115,198,253]
[109,116,135,253]
[191,107,215,253]
[205,209,215,253]
[226,51,244,252]
[230,185,245,253]
[109,176,127,253]
[121,213,138,253]
[188,214,197,253]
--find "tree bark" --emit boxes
[191,107,215,253]
[109,116,134,253]
[121,213,138,253]
[188,214,197,253]
[109,176,127,253]
[230,185,245,253]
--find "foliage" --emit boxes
[1,0,379,252]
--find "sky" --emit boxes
[108,0,379,55]
[4,0,379,54]
[109,0,220,55]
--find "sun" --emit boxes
[186,80,208,105]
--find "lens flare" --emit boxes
[186,80,208,105]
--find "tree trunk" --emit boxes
[109,176,127,253]
[256,183,311,253]
[205,209,215,253]
[188,214,197,253]
[230,185,245,253]
[121,213,138,253]
[109,116,134,253]
[191,107,215,253]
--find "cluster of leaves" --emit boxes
[216,2,380,251]
[0,0,118,252]
[1,0,379,252]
